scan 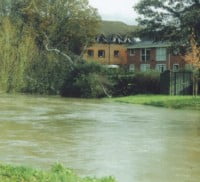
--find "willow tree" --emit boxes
[0,17,37,92]
[0,0,101,93]
[0,0,100,66]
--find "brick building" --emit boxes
[83,34,131,66]
[127,41,186,72]
[84,36,186,72]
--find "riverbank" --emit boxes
[0,163,115,182]
[113,95,200,110]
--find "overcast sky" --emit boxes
[88,0,139,25]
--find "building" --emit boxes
[127,40,186,72]
[83,34,131,66]
[84,36,186,72]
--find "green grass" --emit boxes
[113,95,200,110]
[0,164,116,182]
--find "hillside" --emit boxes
[99,20,137,35]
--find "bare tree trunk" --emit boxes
[98,81,112,98]
[73,42,88,63]
[193,76,199,97]
[196,77,199,96]
[196,81,198,96]
[193,76,195,96]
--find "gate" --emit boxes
[160,70,193,95]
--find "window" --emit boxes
[156,64,166,72]
[156,48,167,61]
[87,50,94,57]
[114,50,120,57]
[98,50,105,58]
[129,49,135,56]
[173,64,179,71]
[140,64,150,72]
[141,49,151,62]
[129,64,135,72]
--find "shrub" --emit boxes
[61,62,112,98]
[22,52,70,95]
[111,71,160,96]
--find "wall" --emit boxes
[83,43,128,65]
[127,48,186,71]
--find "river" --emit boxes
[0,94,200,182]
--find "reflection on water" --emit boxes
[0,94,200,182]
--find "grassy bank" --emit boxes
[113,95,200,110]
[0,164,115,182]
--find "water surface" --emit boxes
[0,94,200,182]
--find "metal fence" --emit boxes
[160,70,193,95]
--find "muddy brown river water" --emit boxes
[0,94,200,182]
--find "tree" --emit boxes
[0,0,101,93]
[0,17,37,92]
[60,62,112,98]
[10,0,100,55]
[134,0,200,46]
[185,33,200,95]
[185,34,200,68]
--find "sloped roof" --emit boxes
[107,34,124,44]
[127,40,171,49]
[96,34,108,43]
[96,34,133,44]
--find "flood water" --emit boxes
[0,94,200,182]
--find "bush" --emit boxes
[61,62,112,98]
[22,52,70,95]
[111,71,160,96]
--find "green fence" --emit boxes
[160,70,193,95]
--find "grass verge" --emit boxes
[0,163,116,182]
[113,95,200,110]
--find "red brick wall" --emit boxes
[169,54,185,70]
[127,48,186,71]
[127,49,141,70]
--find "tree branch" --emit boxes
[160,5,180,17]
[43,33,74,66]
[98,81,112,98]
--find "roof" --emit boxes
[127,40,171,49]
[95,34,133,44]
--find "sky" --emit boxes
[88,0,139,25]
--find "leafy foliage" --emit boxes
[7,0,100,53]
[0,163,116,182]
[0,17,37,92]
[22,53,71,95]
[0,0,100,93]
[185,33,200,69]
[185,33,200,95]
[111,71,160,96]
[61,62,112,98]
[135,0,200,46]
